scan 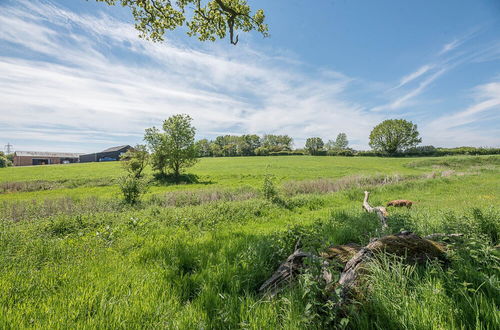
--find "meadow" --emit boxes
[0,155,499,329]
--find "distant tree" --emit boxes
[326,133,349,151]
[144,114,198,179]
[96,0,268,45]
[305,137,324,155]
[261,134,293,152]
[334,133,349,149]
[369,119,422,154]
[238,134,261,156]
[195,139,212,157]
[120,144,149,178]
[209,142,222,157]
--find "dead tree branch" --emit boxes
[363,191,388,228]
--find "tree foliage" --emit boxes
[326,133,349,151]
[96,0,268,45]
[144,114,198,178]
[334,133,349,149]
[369,119,422,154]
[120,144,149,178]
[305,137,324,155]
[0,152,12,168]
[261,134,293,152]
[196,133,293,157]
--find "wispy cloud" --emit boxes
[395,64,434,89]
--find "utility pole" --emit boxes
[5,142,13,154]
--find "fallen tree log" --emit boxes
[338,231,446,301]
[259,231,447,298]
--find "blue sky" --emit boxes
[1,0,499,153]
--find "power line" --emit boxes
[5,143,13,154]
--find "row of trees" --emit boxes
[305,133,349,155]
[195,134,293,157]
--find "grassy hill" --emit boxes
[0,156,499,328]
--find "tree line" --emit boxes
[195,134,293,157]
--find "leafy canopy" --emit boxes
[369,119,422,154]
[326,133,349,151]
[96,0,268,45]
[120,144,149,178]
[144,114,198,178]
[305,137,324,155]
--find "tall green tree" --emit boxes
[305,137,324,155]
[326,133,349,151]
[261,134,293,152]
[369,119,422,154]
[334,133,349,149]
[195,139,212,157]
[144,114,198,178]
[238,134,261,156]
[96,0,268,45]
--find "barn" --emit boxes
[13,151,81,166]
[79,145,132,163]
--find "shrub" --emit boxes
[0,152,12,168]
[327,148,355,156]
[119,175,148,205]
[268,150,305,156]
[255,146,270,156]
[262,174,279,201]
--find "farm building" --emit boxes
[79,145,132,163]
[13,151,81,166]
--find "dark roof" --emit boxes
[15,151,82,158]
[100,145,131,153]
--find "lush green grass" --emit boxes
[3,155,497,201]
[0,156,499,328]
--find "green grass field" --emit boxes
[1,156,499,329]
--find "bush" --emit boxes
[327,149,355,156]
[268,150,305,156]
[255,146,270,156]
[262,174,279,201]
[0,152,12,168]
[403,145,438,156]
[119,175,148,205]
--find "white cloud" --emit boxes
[395,65,434,89]
[422,82,500,146]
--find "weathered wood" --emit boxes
[258,249,315,295]
[362,191,388,228]
[260,232,447,301]
[338,231,446,300]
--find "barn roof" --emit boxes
[14,151,82,158]
[100,145,131,153]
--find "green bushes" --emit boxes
[119,176,148,205]
[0,152,12,168]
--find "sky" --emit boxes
[1,0,499,153]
